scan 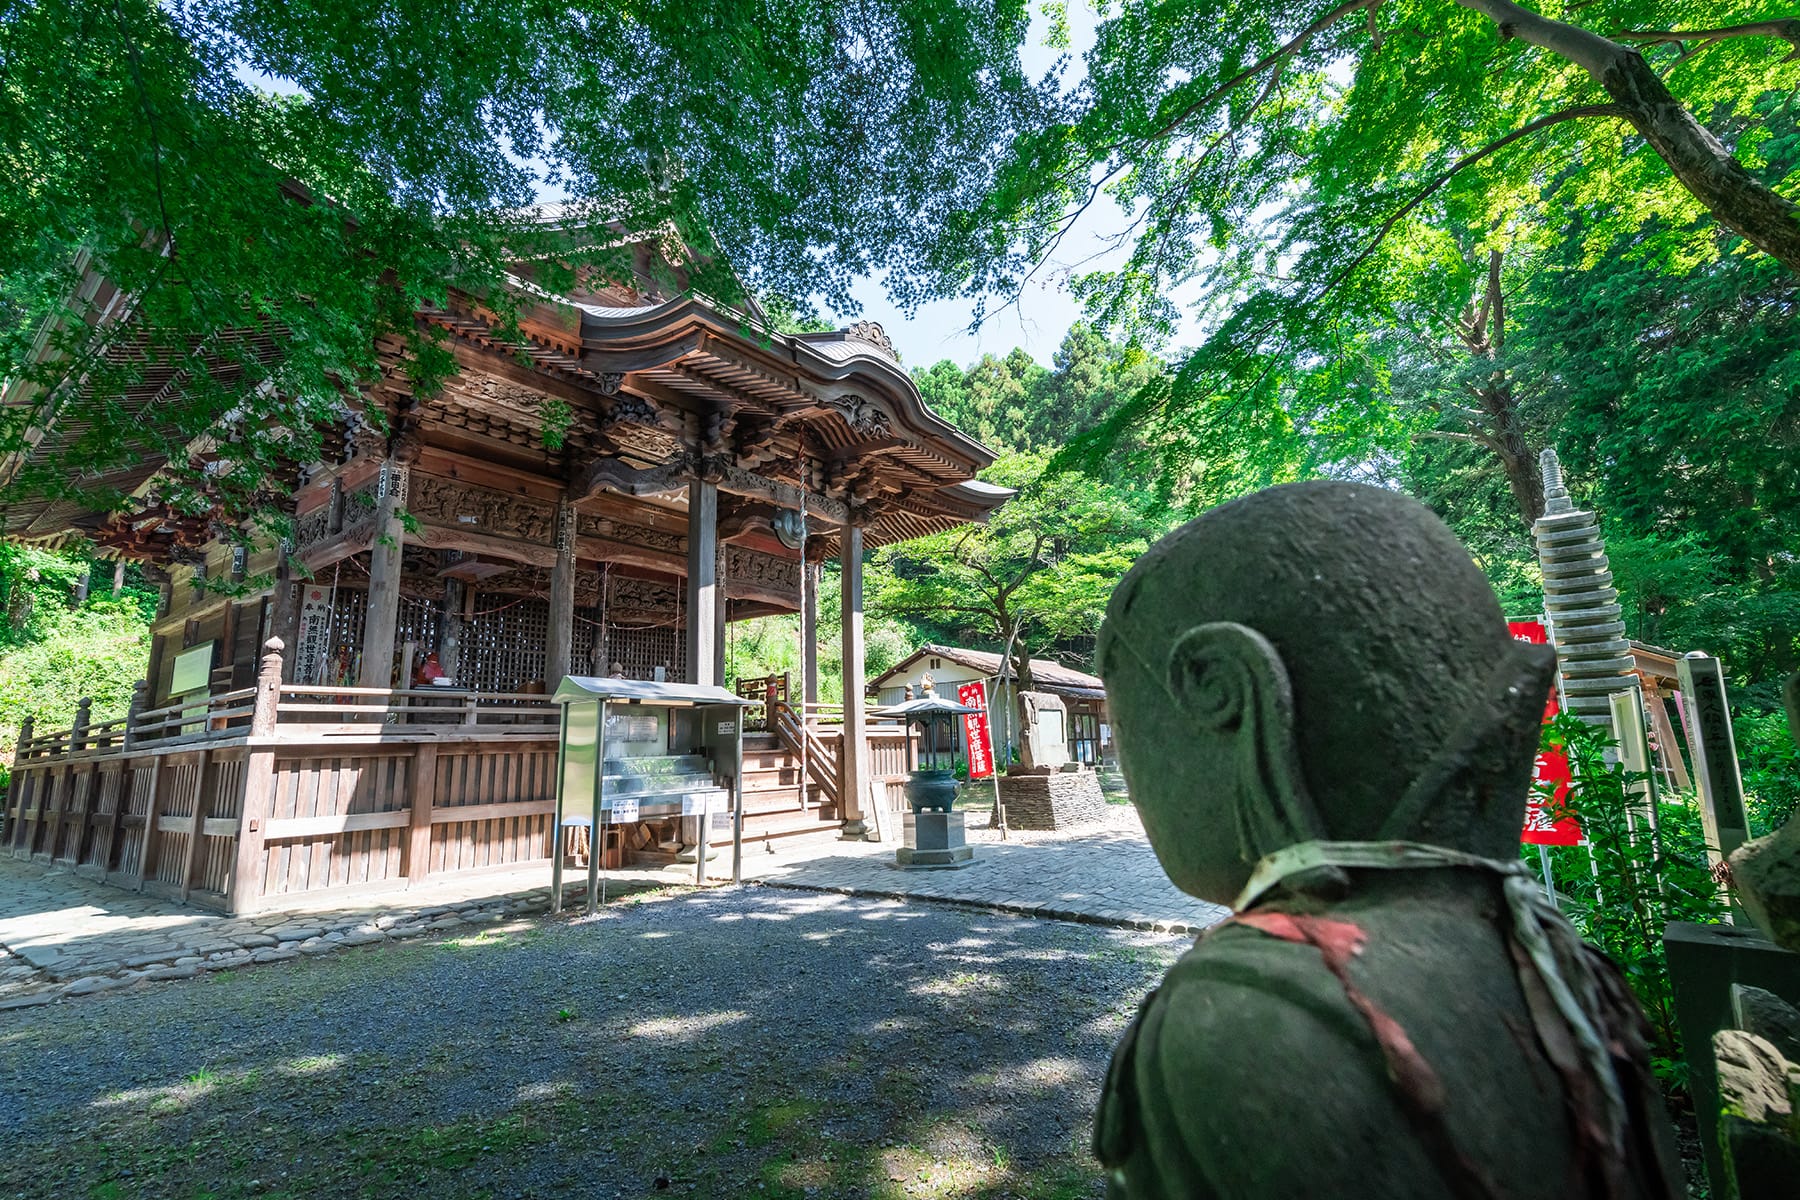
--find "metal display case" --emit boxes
[551,677,754,914]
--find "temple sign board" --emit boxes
[169,642,215,697]
[551,677,753,912]
[1018,690,1069,769]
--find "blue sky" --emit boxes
[849,3,1116,369]
[237,5,1133,370]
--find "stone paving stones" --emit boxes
[745,806,1229,935]
[0,803,1224,1008]
[0,856,676,1006]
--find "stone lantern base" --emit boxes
[897,810,974,868]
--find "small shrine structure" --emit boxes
[2,235,1009,912]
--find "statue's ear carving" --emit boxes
[1166,623,1325,862]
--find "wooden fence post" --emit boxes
[132,756,165,891]
[227,638,284,914]
[6,716,31,855]
[70,698,91,754]
[100,682,149,880]
[407,743,438,883]
[178,752,212,902]
[122,682,146,749]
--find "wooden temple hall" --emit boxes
[2,250,1010,913]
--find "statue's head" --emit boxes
[1097,482,1555,905]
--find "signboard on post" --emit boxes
[1509,620,1581,847]
[956,681,997,780]
[1675,652,1749,896]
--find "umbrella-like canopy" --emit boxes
[872,695,984,720]
[873,694,985,772]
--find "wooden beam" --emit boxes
[406,744,438,880]
[264,810,412,840]
[686,480,720,686]
[359,465,406,687]
[426,798,556,825]
[409,523,558,568]
[546,500,577,686]
[802,563,820,705]
[839,524,871,841]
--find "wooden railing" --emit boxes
[4,638,562,913]
[771,699,840,808]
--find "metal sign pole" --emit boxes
[1537,844,1559,909]
[551,703,568,913]
[586,699,607,916]
[731,714,745,884]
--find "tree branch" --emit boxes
[1457,0,1800,268]
[1145,0,1380,143]
[1319,105,1626,299]
[1616,19,1800,61]
[1487,247,1505,355]
[1417,428,1503,451]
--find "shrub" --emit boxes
[1530,713,1726,1091]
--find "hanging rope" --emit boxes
[467,593,533,619]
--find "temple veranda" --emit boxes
[2,257,1010,914]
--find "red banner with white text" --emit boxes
[1509,619,1581,846]
[957,681,997,780]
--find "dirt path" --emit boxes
[0,885,1184,1200]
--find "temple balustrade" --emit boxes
[4,643,916,914]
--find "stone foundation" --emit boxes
[996,767,1107,831]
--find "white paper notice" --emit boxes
[606,793,640,823]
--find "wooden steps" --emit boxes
[710,731,839,847]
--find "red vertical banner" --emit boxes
[957,681,997,780]
[1509,619,1581,846]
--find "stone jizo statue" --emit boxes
[1093,482,1681,1199]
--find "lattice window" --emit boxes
[398,594,444,658]
[466,597,550,693]
[601,625,687,682]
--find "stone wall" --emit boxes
[996,767,1107,831]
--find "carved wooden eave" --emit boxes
[4,252,1013,578]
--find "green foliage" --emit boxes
[1736,708,1800,837]
[722,590,916,706]
[867,450,1168,681]
[0,547,154,788]
[1400,236,1800,697]
[537,399,574,452]
[914,323,1166,466]
[2,0,1043,522]
[1531,714,1725,1077]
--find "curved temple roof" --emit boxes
[2,259,1014,559]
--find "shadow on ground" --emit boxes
[0,886,1184,1200]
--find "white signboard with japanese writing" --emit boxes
[605,793,640,824]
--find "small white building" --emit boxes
[870,644,1111,768]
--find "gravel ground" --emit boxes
[0,884,1182,1200]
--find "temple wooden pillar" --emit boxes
[439,578,466,682]
[358,461,407,688]
[269,552,301,682]
[839,524,874,840]
[686,479,721,686]
[546,500,577,687]
[801,562,820,705]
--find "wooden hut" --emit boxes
[1,239,1010,912]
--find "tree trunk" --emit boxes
[1484,392,1544,526]
[1599,51,1800,271]
[1458,0,1800,272]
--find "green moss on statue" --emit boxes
[1093,482,1682,1199]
